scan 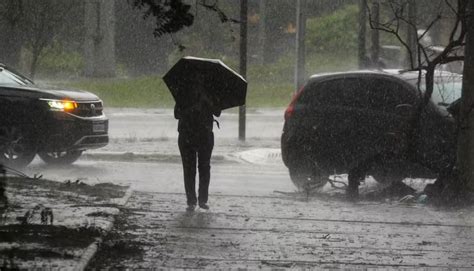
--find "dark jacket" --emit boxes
[174,103,221,134]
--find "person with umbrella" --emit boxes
[174,87,220,211]
[164,56,247,212]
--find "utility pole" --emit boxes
[257,0,267,64]
[370,1,380,68]
[295,0,306,91]
[358,0,367,69]
[239,0,248,141]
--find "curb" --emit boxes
[73,185,135,271]
[82,152,228,163]
[234,148,282,165]
[83,150,281,165]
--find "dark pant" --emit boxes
[178,131,214,206]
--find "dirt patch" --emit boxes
[88,208,147,268]
[0,224,104,269]
[5,177,128,201]
[0,224,103,248]
[0,175,130,269]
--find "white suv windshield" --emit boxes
[406,73,462,105]
[0,68,30,86]
[431,79,462,105]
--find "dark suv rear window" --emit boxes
[301,78,368,108]
[300,75,417,113]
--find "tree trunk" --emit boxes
[0,24,22,68]
[29,49,40,79]
[405,0,417,68]
[457,0,474,191]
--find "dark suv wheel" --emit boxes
[0,126,36,168]
[285,144,328,191]
[38,150,83,165]
[289,164,328,191]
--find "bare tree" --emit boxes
[367,0,471,203]
[0,0,25,68]
[21,0,79,78]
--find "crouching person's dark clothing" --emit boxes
[175,103,221,207]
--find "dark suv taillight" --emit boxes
[284,86,304,121]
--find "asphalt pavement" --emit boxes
[7,108,474,269]
[82,108,474,269]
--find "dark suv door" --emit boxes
[364,76,418,153]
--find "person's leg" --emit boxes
[178,133,197,207]
[197,132,214,207]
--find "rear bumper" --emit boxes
[39,112,109,152]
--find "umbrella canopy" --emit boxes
[163,56,247,110]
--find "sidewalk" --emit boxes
[91,189,474,269]
[0,176,133,270]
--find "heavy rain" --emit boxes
[0,0,473,269]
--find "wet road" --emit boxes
[24,158,474,269]
[17,107,474,269]
[25,157,294,196]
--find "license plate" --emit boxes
[92,122,106,133]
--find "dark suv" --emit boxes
[0,64,108,168]
[281,70,461,194]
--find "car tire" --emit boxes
[288,159,328,192]
[38,150,83,165]
[0,126,37,168]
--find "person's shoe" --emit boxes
[186,205,196,212]
[199,203,210,210]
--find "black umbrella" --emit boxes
[163,56,247,110]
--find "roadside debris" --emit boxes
[399,195,416,204]
[17,204,53,225]
[1,176,130,269]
